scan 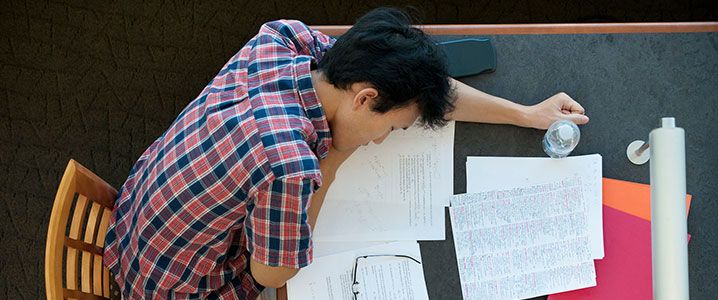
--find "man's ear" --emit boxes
[351,84,379,111]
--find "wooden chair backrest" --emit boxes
[45,160,118,300]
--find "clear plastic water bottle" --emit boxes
[542,119,580,158]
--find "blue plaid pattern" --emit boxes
[103,20,335,299]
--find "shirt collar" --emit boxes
[292,55,332,159]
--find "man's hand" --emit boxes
[522,92,590,130]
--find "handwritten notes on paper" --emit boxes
[442,155,604,299]
[451,174,600,299]
[313,122,454,241]
[465,155,604,259]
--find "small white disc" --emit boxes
[627,140,650,165]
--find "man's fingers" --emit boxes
[554,93,585,114]
[566,113,590,125]
[562,101,585,114]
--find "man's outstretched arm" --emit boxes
[446,78,589,129]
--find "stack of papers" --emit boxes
[288,122,456,299]
[465,155,604,258]
[313,122,455,241]
[450,155,604,299]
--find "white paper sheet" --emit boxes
[313,122,454,241]
[464,154,603,259]
[313,241,393,258]
[287,241,428,300]
[460,261,596,300]
[450,177,597,299]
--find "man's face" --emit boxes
[330,84,420,151]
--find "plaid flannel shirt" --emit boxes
[103,19,335,299]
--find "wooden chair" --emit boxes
[45,160,118,299]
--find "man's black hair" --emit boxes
[317,7,455,129]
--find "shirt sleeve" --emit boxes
[245,175,317,268]
[254,19,335,62]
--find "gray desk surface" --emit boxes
[420,33,718,299]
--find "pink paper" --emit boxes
[549,206,690,300]
[550,206,653,299]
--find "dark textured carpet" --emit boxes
[1,1,716,299]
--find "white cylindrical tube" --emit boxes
[649,117,689,300]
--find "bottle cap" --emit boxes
[558,124,574,140]
[661,117,675,128]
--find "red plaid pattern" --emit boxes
[103,20,335,299]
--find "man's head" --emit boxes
[317,7,455,151]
